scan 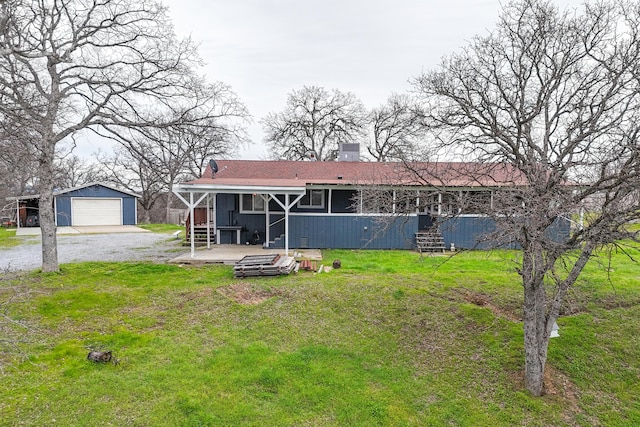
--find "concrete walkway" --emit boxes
[169,245,323,265]
[15,225,151,236]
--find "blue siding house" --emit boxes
[174,159,570,256]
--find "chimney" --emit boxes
[338,143,360,161]
[209,159,219,177]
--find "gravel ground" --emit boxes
[0,233,185,272]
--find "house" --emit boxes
[173,157,570,256]
[8,183,139,227]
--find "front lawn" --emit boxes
[0,227,18,248]
[1,248,638,426]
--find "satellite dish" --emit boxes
[209,159,219,176]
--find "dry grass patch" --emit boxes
[216,282,283,305]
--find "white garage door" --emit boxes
[71,198,122,226]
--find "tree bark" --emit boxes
[39,154,59,273]
[522,243,550,396]
[523,280,550,396]
[165,189,174,224]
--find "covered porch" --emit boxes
[172,182,307,259]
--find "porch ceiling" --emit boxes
[173,182,306,195]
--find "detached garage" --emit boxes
[55,183,138,226]
[10,183,139,227]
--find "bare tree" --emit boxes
[97,146,163,224]
[54,154,102,189]
[110,105,247,223]
[184,116,246,178]
[0,0,246,271]
[409,0,640,396]
[366,93,429,161]
[261,85,367,161]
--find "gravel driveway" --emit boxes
[0,232,185,272]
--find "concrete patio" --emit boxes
[15,225,151,236]
[168,245,323,265]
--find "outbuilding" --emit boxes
[9,183,139,227]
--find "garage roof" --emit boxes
[7,182,140,201]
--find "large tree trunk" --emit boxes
[141,207,151,224]
[523,279,550,396]
[39,154,59,273]
[165,189,174,224]
[522,242,550,396]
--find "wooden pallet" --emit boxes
[233,254,297,278]
[415,229,446,253]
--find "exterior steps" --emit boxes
[415,227,446,253]
[185,225,216,245]
[269,234,286,249]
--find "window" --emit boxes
[241,194,265,213]
[459,191,492,214]
[359,189,394,213]
[395,190,418,213]
[298,189,324,209]
[417,191,440,215]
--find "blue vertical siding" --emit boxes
[272,215,418,250]
[439,216,570,250]
[55,197,72,226]
[439,216,500,250]
[213,193,570,250]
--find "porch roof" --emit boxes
[172,180,306,195]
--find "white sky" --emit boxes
[76,0,583,161]
[163,0,506,159]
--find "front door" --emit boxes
[418,213,433,231]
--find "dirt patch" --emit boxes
[217,282,283,305]
[457,288,522,322]
[174,287,215,309]
[510,367,583,423]
[544,366,580,408]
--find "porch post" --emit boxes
[206,194,211,249]
[285,194,289,256]
[173,189,210,259]
[269,192,305,257]
[189,192,195,258]
[264,196,270,248]
[15,199,20,229]
[212,193,217,244]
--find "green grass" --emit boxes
[0,227,19,248]
[138,223,184,234]
[1,248,639,426]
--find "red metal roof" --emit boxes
[184,160,527,188]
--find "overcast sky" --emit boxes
[159,0,582,160]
